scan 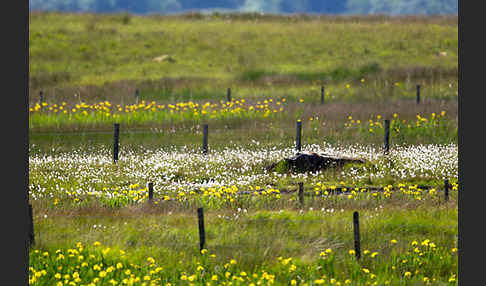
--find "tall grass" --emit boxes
[30,205,457,285]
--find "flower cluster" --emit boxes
[29,98,286,130]
[29,239,458,285]
[29,143,457,208]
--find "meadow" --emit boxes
[28,12,458,286]
[29,12,457,105]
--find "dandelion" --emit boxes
[147,257,156,264]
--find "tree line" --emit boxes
[29,0,458,15]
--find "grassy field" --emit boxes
[29,12,457,104]
[28,12,458,286]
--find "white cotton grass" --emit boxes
[29,142,457,200]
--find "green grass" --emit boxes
[29,104,457,155]
[29,12,457,106]
[30,205,457,285]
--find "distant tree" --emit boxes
[94,0,116,13]
[279,0,308,13]
[30,0,78,12]
[347,0,458,15]
[112,0,150,13]
[239,0,280,13]
[179,0,242,10]
[307,0,347,14]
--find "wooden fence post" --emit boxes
[39,91,43,105]
[202,124,208,155]
[135,89,139,105]
[28,203,34,248]
[321,86,325,104]
[384,119,390,154]
[197,207,206,252]
[444,179,449,202]
[296,120,302,152]
[113,123,120,163]
[353,211,361,260]
[227,88,231,102]
[148,182,154,203]
[416,84,421,104]
[298,182,304,207]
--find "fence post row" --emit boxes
[113,123,120,163]
[353,211,361,260]
[202,124,208,155]
[321,85,325,104]
[416,84,421,104]
[384,119,390,154]
[197,207,206,252]
[28,203,34,248]
[296,120,302,153]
